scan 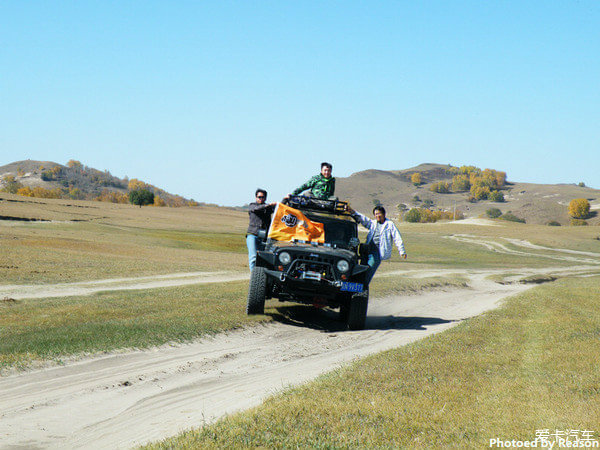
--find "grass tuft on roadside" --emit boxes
[144,276,600,449]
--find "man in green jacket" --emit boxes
[288,162,335,200]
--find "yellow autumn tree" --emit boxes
[67,160,83,170]
[568,198,590,219]
[470,185,491,200]
[452,174,470,192]
[411,172,422,186]
[153,195,167,207]
[128,178,147,191]
[17,186,34,197]
[430,181,451,193]
[96,189,129,203]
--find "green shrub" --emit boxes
[486,208,502,219]
[547,221,561,226]
[488,190,504,202]
[129,189,155,207]
[570,218,588,226]
[500,213,526,224]
[430,181,451,193]
[404,208,421,223]
[0,175,23,194]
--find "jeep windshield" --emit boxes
[305,213,357,249]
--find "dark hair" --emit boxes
[373,205,386,216]
[321,162,332,170]
[255,188,267,197]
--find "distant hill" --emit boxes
[336,163,599,225]
[0,160,200,207]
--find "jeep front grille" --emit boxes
[287,255,335,281]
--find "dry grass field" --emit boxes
[0,193,248,284]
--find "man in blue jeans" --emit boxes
[348,205,407,284]
[246,189,276,271]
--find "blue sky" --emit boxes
[1,1,598,205]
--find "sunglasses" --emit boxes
[256,195,266,199]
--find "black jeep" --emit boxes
[246,196,371,330]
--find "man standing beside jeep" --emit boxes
[247,189,276,271]
[347,205,407,284]
[288,162,335,200]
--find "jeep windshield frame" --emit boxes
[305,213,357,249]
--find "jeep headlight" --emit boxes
[336,260,350,273]
[278,252,291,265]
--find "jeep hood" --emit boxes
[272,243,356,260]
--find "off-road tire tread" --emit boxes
[246,267,267,315]
[347,290,369,330]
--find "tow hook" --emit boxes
[280,273,286,282]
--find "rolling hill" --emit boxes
[336,163,599,225]
[0,160,202,207]
[2,160,598,225]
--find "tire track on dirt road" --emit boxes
[0,272,249,300]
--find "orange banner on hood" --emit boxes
[268,203,325,243]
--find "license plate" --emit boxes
[340,282,363,293]
[303,271,322,281]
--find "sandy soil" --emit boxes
[1,239,599,449]
[438,218,501,226]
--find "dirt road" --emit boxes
[0,273,534,449]
[0,272,249,300]
[1,238,599,449]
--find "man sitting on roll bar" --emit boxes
[286,162,335,200]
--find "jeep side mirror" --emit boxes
[348,237,360,249]
[257,230,267,241]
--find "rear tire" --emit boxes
[347,289,369,330]
[247,267,267,315]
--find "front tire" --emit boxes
[246,267,267,315]
[347,289,369,330]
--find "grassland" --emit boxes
[146,275,600,449]
[0,193,249,284]
[4,193,599,285]
[2,194,599,373]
